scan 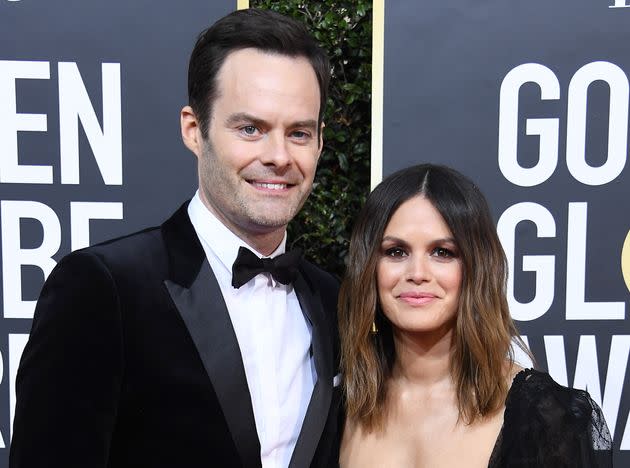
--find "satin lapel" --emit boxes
[162,203,261,468]
[289,267,333,468]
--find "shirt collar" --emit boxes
[188,190,287,274]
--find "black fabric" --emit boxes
[489,369,613,468]
[231,246,302,288]
[10,202,341,468]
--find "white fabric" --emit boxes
[188,191,315,468]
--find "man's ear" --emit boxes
[181,106,203,158]
[317,121,325,155]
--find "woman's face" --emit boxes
[376,196,463,337]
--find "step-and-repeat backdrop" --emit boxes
[378,0,629,463]
[2,0,629,464]
[0,0,236,464]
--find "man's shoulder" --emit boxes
[71,224,164,264]
[88,224,163,252]
[50,225,166,286]
[58,201,193,277]
[299,258,340,292]
[72,201,191,262]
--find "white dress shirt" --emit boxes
[188,191,315,468]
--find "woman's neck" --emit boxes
[391,326,454,387]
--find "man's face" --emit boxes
[185,48,323,246]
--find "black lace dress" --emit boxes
[488,368,613,467]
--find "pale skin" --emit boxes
[340,197,519,468]
[181,48,323,256]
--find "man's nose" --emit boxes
[260,132,291,168]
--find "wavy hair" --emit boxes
[339,164,530,429]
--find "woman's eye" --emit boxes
[432,247,455,258]
[384,247,407,257]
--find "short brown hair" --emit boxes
[188,8,330,138]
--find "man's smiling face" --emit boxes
[195,47,323,242]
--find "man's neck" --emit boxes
[198,192,286,257]
[241,231,285,257]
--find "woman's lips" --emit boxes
[398,292,437,306]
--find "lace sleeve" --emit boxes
[587,391,613,466]
[489,369,613,468]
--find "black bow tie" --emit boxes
[231,246,302,288]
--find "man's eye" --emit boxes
[384,247,407,257]
[241,125,258,135]
[291,130,308,138]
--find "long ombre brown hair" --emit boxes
[339,164,530,429]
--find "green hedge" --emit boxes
[251,0,372,278]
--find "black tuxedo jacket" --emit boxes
[10,203,341,468]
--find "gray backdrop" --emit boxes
[382,0,630,464]
[0,0,235,464]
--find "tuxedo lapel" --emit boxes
[162,203,261,468]
[289,265,334,468]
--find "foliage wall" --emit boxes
[251,0,372,277]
